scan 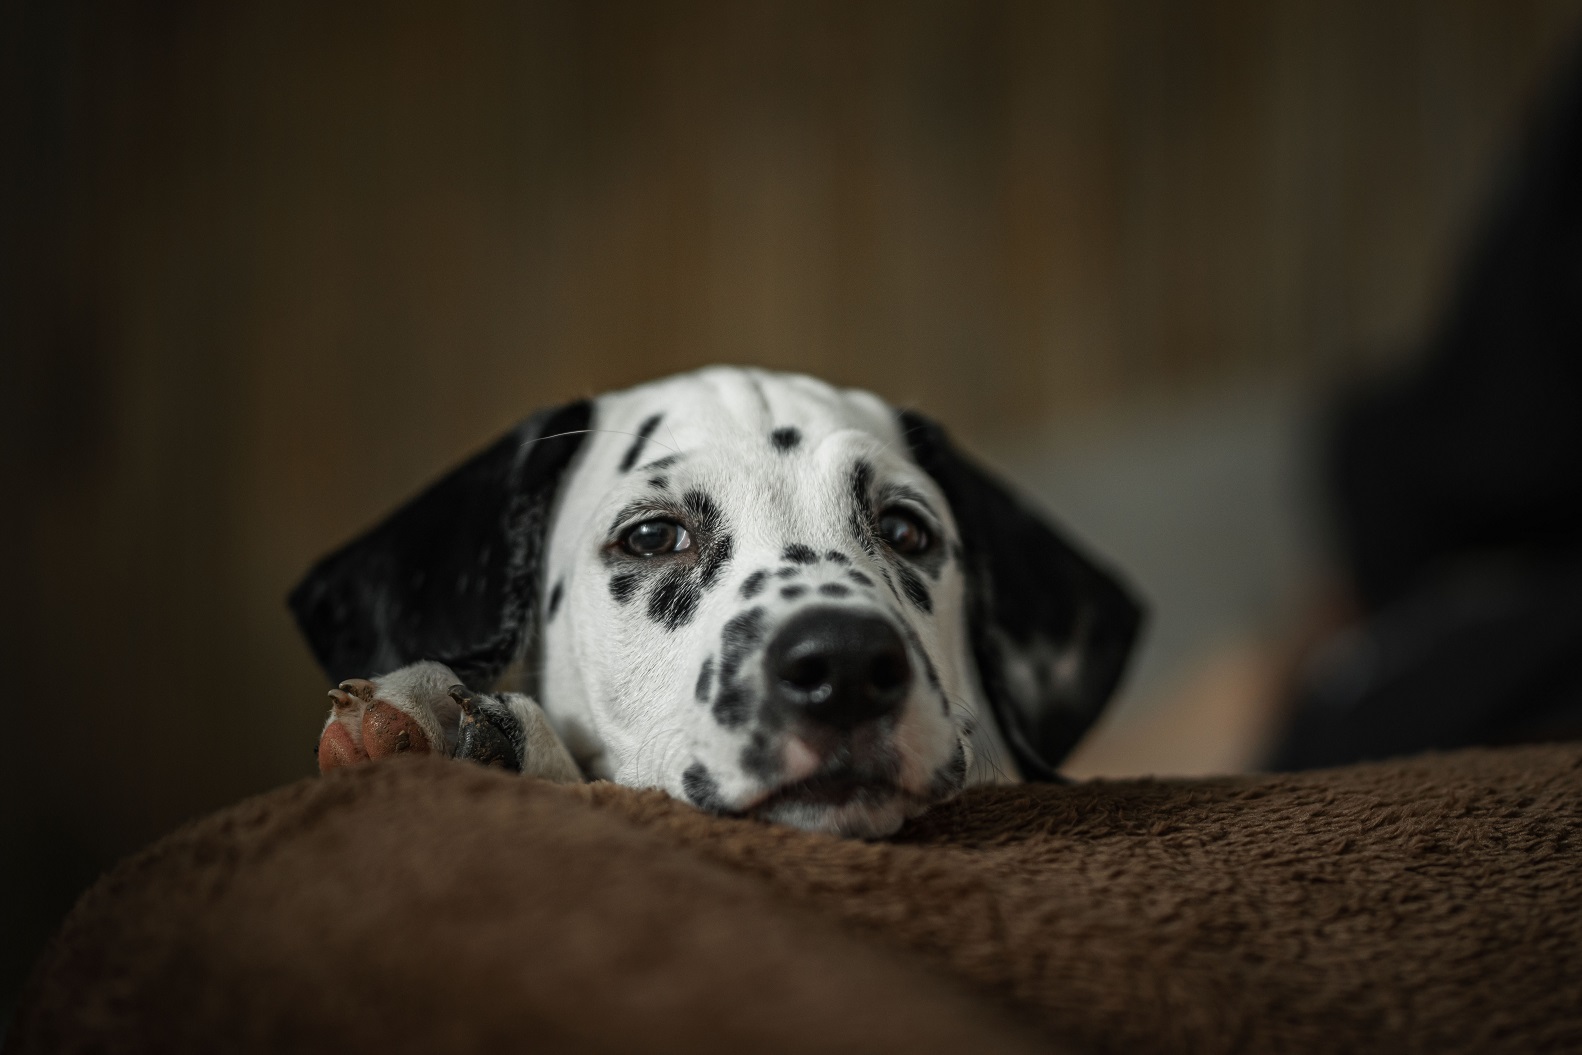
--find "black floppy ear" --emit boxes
[288,401,592,686]
[900,410,1145,780]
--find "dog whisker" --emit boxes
[517,428,681,458]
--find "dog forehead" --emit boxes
[590,367,901,459]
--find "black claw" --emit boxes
[447,684,476,713]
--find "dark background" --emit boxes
[5,0,1580,1024]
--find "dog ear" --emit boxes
[900,410,1145,780]
[288,401,592,686]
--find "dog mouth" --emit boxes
[748,768,900,814]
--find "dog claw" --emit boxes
[327,688,357,711]
[448,685,476,713]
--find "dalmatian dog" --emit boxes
[290,367,1142,838]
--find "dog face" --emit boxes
[537,370,981,836]
[291,367,1142,837]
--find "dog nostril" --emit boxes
[780,655,831,694]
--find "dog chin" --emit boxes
[751,782,928,839]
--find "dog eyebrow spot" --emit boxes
[740,569,769,599]
[782,544,818,564]
[780,584,807,600]
[547,578,565,619]
[695,656,715,702]
[682,762,728,812]
[619,414,664,472]
[683,489,724,536]
[824,550,850,564]
[817,582,851,598]
[609,571,641,605]
[897,565,933,613]
[648,475,668,490]
[642,453,683,472]
[848,459,877,555]
[770,426,802,451]
[847,569,875,588]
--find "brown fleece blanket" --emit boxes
[13,744,1582,1055]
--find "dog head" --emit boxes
[291,367,1142,836]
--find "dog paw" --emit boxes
[315,662,462,773]
[315,661,583,782]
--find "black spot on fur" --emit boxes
[453,689,527,772]
[851,459,874,505]
[682,762,728,812]
[848,460,878,556]
[740,729,780,783]
[718,606,768,680]
[847,569,875,588]
[643,453,683,472]
[609,571,641,605]
[902,622,942,690]
[770,426,802,451]
[740,730,791,787]
[648,567,702,630]
[781,584,807,600]
[648,475,668,490]
[775,566,800,580]
[824,550,851,564]
[782,543,818,565]
[818,582,851,598]
[740,570,769,599]
[700,534,735,590]
[547,578,565,619]
[714,685,751,728]
[619,414,663,472]
[695,656,714,702]
[713,606,768,727]
[897,564,933,613]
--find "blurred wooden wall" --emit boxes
[4,0,1580,1012]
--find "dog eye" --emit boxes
[621,518,692,557]
[878,509,931,555]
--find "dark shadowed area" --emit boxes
[4,0,1581,1026]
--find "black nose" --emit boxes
[764,607,912,729]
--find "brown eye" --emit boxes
[878,509,930,555]
[622,518,691,557]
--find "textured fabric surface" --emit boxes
[13,744,1582,1054]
